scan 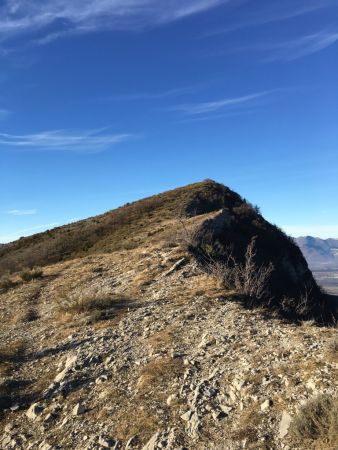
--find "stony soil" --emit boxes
[0,245,337,450]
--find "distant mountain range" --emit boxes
[295,236,338,268]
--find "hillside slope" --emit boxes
[0,245,337,450]
[0,180,328,320]
[0,180,337,449]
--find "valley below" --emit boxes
[312,266,338,295]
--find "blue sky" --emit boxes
[0,0,337,242]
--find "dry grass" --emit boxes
[231,403,262,444]
[0,340,25,364]
[0,276,16,291]
[0,340,26,410]
[137,357,184,393]
[19,268,43,282]
[290,395,338,449]
[55,287,132,324]
[14,308,39,324]
[147,328,177,353]
[113,403,159,444]
[326,336,338,364]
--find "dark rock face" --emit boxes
[185,182,333,321]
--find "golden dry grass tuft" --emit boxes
[290,395,338,449]
[0,276,16,291]
[231,403,262,445]
[137,357,184,393]
[55,286,132,324]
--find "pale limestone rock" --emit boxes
[261,399,273,411]
[72,403,86,416]
[279,411,292,438]
[26,403,44,421]
[141,432,160,450]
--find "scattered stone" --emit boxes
[26,403,44,420]
[39,443,53,450]
[279,411,292,439]
[181,410,193,421]
[125,435,138,449]
[72,403,86,416]
[1,435,12,447]
[10,403,20,411]
[219,404,232,415]
[96,374,108,384]
[198,333,216,349]
[163,258,186,277]
[98,435,114,448]
[141,432,160,450]
[261,399,273,411]
[166,394,178,406]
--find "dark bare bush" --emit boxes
[281,286,316,317]
[207,237,274,301]
[175,217,200,250]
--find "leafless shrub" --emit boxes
[206,245,235,289]
[175,216,200,250]
[207,237,274,301]
[290,395,338,448]
[281,286,314,317]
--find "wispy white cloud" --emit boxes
[6,209,37,216]
[0,0,229,45]
[0,109,10,119]
[218,30,338,61]
[0,223,59,243]
[177,108,257,123]
[263,31,338,61]
[203,0,336,37]
[0,128,136,152]
[109,85,203,102]
[170,91,271,116]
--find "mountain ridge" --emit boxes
[0,180,337,449]
[295,236,338,268]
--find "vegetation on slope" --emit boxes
[0,179,335,322]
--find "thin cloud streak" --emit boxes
[109,85,204,102]
[7,209,37,216]
[0,0,229,45]
[0,109,10,118]
[203,0,336,37]
[170,91,271,116]
[218,31,338,61]
[264,31,338,61]
[0,128,136,152]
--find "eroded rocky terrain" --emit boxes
[1,244,337,450]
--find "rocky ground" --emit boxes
[0,245,337,449]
